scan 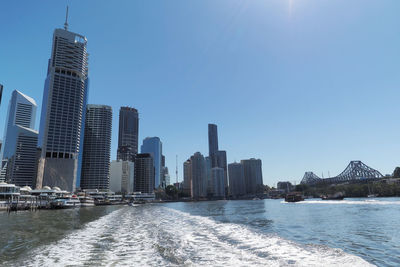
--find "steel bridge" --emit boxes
[300,161,384,185]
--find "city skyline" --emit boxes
[1,1,400,186]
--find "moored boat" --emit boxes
[50,195,81,209]
[79,196,95,207]
[285,192,304,202]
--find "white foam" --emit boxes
[14,205,375,267]
[286,199,400,205]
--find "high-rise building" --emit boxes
[110,160,134,193]
[134,153,154,193]
[117,107,139,162]
[183,159,192,196]
[161,166,170,188]
[80,105,112,190]
[228,162,246,197]
[208,123,218,167]
[205,156,212,196]
[215,150,228,194]
[141,137,162,188]
[37,21,89,192]
[1,90,38,187]
[212,167,225,198]
[190,152,207,199]
[0,84,3,107]
[241,158,263,195]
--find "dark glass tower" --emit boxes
[117,107,139,161]
[80,105,112,190]
[134,153,154,193]
[208,124,218,166]
[37,23,89,192]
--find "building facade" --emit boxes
[212,167,225,198]
[183,159,192,196]
[190,152,207,199]
[110,160,134,194]
[37,25,89,192]
[80,105,112,190]
[241,158,263,195]
[228,162,246,197]
[134,153,154,194]
[1,90,38,187]
[208,123,218,167]
[141,137,162,188]
[117,107,139,162]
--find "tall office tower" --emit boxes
[0,84,3,107]
[110,160,134,193]
[141,137,162,188]
[212,167,225,198]
[134,153,154,193]
[117,107,139,162]
[183,159,192,196]
[1,90,38,187]
[205,156,212,196]
[208,124,218,167]
[80,105,112,190]
[228,162,246,197]
[241,158,263,195]
[215,150,228,193]
[37,20,89,192]
[190,152,207,199]
[161,166,170,188]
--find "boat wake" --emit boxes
[12,205,374,267]
[292,199,400,205]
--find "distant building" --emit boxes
[190,152,207,199]
[80,105,112,190]
[141,137,162,188]
[205,156,212,196]
[1,90,38,187]
[110,160,134,194]
[208,124,218,166]
[228,162,246,197]
[134,153,154,193]
[117,107,139,162]
[37,26,89,192]
[212,167,225,198]
[161,166,170,188]
[277,181,294,193]
[215,150,228,194]
[241,158,263,194]
[183,159,192,196]
[0,84,3,107]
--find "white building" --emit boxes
[110,160,134,194]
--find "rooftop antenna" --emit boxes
[64,6,69,30]
[175,155,178,184]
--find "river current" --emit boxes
[1,198,399,266]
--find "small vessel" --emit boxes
[285,192,304,202]
[50,195,81,209]
[367,194,378,198]
[321,192,344,200]
[79,196,95,207]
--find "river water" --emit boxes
[0,198,399,266]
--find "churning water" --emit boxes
[1,198,400,266]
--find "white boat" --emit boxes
[79,196,95,207]
[50,195,81,209]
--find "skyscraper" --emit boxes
[80,105,112,190]
[190,152,207,199]
[228,162,246,197]
[208,123,218,166]
[212,167,225,198]
[215,150,228,194]
[110,160,134,194]
[37,19,89,192]
[241,158,263,195]
[1,90,38,187]
[183,159,192,196]
[141,137,162,188]
[117,107,139,161]
[134,153,154,193]
[0,84,3,107]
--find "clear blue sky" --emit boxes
[1,0,399,187]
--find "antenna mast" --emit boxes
[64,6,69,30]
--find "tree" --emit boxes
[392,167,400,178]
[165,185,178,199]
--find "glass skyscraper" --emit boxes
[80,105,112,190]
[37,24,89,192]
[117,107,139,162]
[0,90,38,187]
[141,137,162,188]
